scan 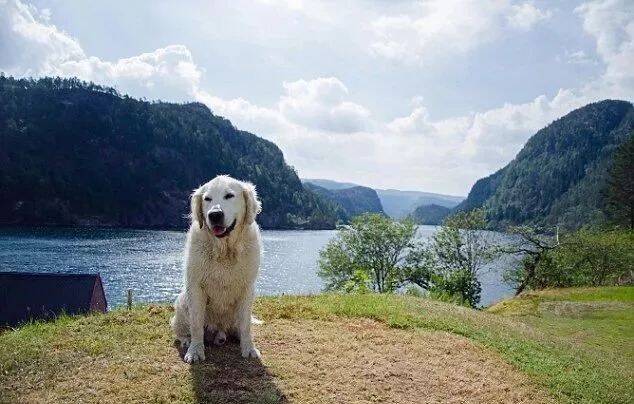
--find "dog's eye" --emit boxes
[203,196,212,202]
[224,193,235,200]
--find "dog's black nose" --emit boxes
[208,210,224,224]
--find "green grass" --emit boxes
[255,287,633,404]
[1,287,632,403]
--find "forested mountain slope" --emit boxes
[303,178,463,219]
[303,183,384,222]
[456,100,634,229]
[0,76,339,229]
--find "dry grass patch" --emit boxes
[257,319,549,403]
[0,306,550,404]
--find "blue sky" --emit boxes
[1,0,632,194]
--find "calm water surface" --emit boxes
[0,227,515,307]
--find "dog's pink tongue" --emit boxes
[212,226,226,236]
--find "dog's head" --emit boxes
[191,175,262,237]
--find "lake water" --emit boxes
[0,227,515,308]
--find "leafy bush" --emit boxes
[318,213,431,293]
[427,208,496,307]
[504,229,633,291]
[318,210,496,308]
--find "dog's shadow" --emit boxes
[175,337,288,404]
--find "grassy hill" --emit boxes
[1,287,632,403]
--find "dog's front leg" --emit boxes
[237,293,260,359]
[183,286,206,363]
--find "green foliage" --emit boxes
[318,213,430,293]
[319,209,496,308]
[303,183,384,223]
[428,208,495,307]
[409,203,451,225]
[0,76,339,229]
[606,134,634,229]
[457,100,634,230]
[258,288,634,404]
[504,229,634,292]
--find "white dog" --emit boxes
[170,175,262,363]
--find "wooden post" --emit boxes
[127,289,132,310]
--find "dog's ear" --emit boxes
[242,182,262,225]
[191,186,205,229]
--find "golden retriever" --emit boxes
[170,175,262,363]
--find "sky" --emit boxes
[1,0,632,195]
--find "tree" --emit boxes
[502,227,633,293]
[607,135,634,229]
[318,213,431,293]
[429,208,495,307]
[500,226,558,295]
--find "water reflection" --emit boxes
[0,226,514,307]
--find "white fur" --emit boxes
[170,175,263,363]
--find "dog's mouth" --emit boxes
[211,219,236,238]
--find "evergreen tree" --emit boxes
[607,135,634,229]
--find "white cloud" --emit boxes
[256,0,304,11]
[507,2,552,31]
[370,0,552,65]
[563,49,596,65]
[0,0,204,101]
[278,78,371,133]
[386,106,434,134]
[575,0,634,97]
[0,0,632,195]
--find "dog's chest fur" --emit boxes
[187,225,261,329]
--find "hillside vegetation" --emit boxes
[1,287,632,403]
[409,203,451,225]
[454,100,634,229]
[303,183,384,222]
[0,76,339,229]
[302,179,464,219]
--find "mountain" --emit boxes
[302,178,359,190]
[0,76,339,229]
[409,204,451,225]
[376,189,464,219]
[302,179,464,219]
[453,168,507,213]
[304,183,384,222]
[457,100,634,230]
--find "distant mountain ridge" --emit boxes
[409,204,451,225]
[0,76,339,229]
[302,179,464,219]
[303,183,384,221]
[376,189,464,219]
[455,99,634,230]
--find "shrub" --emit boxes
[317,213,431,293]
[505,229,633,291]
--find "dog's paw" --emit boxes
[213,331,227,346]
[184,342,205,363]
[241,345,261,359]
